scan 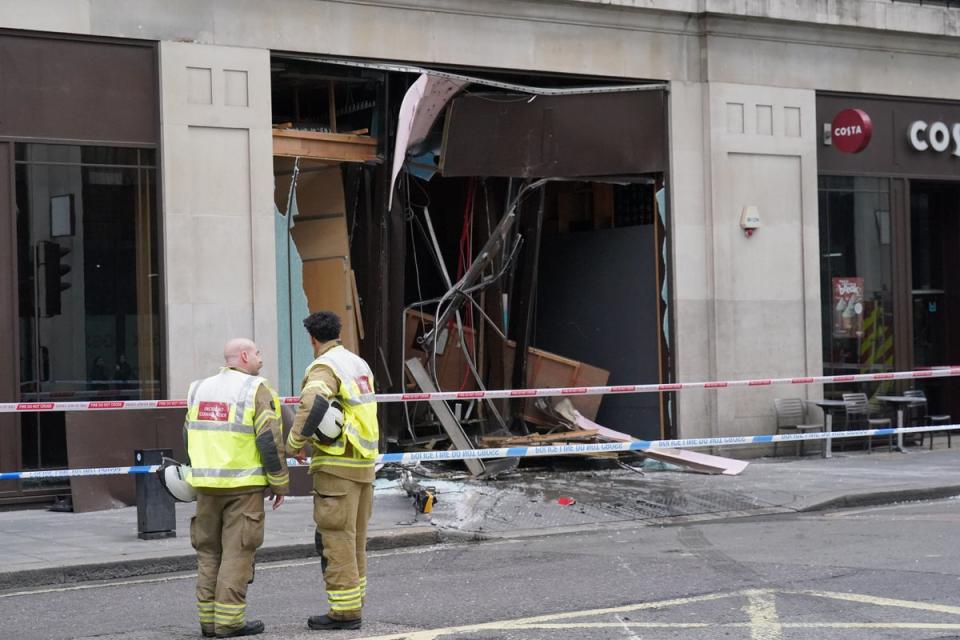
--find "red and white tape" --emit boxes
[1,367,957,414]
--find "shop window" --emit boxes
[15,144,162,469]
[818,176,893,382]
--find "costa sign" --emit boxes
[909,120,960,157]
[831,108,873,153]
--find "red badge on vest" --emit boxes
[197,401,229,422]
[357,376,372,395]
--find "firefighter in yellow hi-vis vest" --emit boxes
[287,311,379,631]
[185,338,289,638]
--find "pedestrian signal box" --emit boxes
[41,240,71,317]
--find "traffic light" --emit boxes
[41,240,71,317]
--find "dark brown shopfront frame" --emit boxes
[817,94,960,412]
[0,32,181,508]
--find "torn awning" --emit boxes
[440,90,668,178]
[279,55,666,96]
[277,56,668,199]
[389,74,468,208]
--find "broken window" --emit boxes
[271,56,674,468]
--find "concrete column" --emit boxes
[159,42,278,395]
[671,81,823,447]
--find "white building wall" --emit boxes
[669,80,717,437]
[708,85,821,447]
[159,42,278,394]
[669,81,821,445]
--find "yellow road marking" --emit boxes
[785,588,960,615]
[355,588,960,639]
[436,622,960,630]
[743,589,783,640]
[355,590,751,640]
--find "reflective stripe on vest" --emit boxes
[304,346,379,461]
[186,368,269,489]
[311,455,376,468]
[190,467,265,479]
[343,423,378,451]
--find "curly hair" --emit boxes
[303,311,342,342]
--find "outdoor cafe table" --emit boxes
[875,395,926,453]
[809,399,847,459]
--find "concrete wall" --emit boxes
[159,42,278,394]
[2,1,958,92]
[713,85,820,444]
[568,0,960,38]
[669,81,821,444]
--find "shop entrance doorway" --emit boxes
[910,181,960,419]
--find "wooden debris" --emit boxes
[641,448,748,476]
[405,358,487,477]
[273,128,378,163]
[480,429,599,447]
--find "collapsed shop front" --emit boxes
[270,58,673,466]
[818,94,960,422]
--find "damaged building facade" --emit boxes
[0,0,958,505]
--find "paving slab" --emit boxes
[1,446,960,589]
[0,481,435,590]
[424,447,960,537]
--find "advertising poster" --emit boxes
[833,277,864,338]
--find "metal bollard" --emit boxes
[135,448,176,540]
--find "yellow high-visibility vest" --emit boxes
[185,368,271,489]
[304,346,379,469]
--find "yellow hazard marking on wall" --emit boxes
[356,588,960,640]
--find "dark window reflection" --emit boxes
[818,176,893,396]
[15,143,162,469]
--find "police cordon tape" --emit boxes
[3,367,959,413]
[2,423,958,481]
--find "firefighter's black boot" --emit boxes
[308,615,362,630]
[215,620,265,638]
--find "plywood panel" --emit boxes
[273,130,378,163]
[404,310,609,420]
[296,166,346,217]
[291,217,349,261]
[302,258,358,352]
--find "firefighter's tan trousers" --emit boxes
[191,492,264,635]
[313,472,374,620]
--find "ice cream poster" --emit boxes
[833,277,864,338]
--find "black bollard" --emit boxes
[135,448,176,540]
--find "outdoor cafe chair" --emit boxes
[904,389,952,450]
[842,392,893,453]
[773,398,824,457]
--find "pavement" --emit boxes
[2,444,960,591]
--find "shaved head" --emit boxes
[224,338,263,375]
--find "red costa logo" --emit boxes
[831,108,873,153]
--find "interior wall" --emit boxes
[159,42,277,395]
[536,224,661,438]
